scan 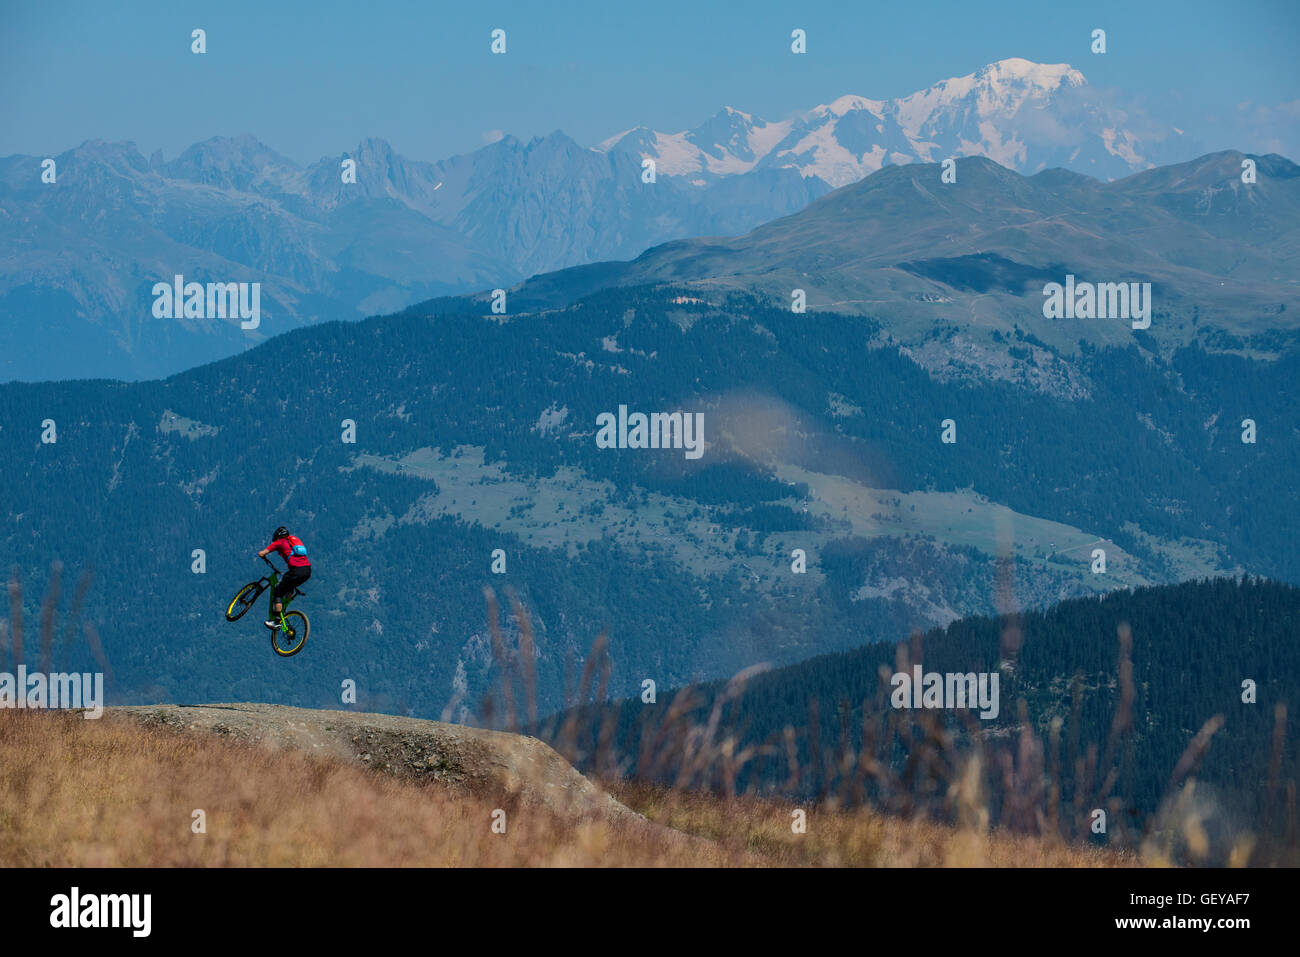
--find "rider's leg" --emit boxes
[267,583,289,627]
[268,568,303,625]
[280,566,308,613]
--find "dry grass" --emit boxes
[610,781,1131,867]
[0,710,733,867]
[0,709,1129,867]
[503,595,1289,866]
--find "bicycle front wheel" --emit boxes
[272,610,309,657]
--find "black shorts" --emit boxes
[274,564,311,601]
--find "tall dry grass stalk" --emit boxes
[476,588,1295,867]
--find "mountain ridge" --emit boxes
[470,149,1300,378]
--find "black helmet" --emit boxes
[273,526,290,540]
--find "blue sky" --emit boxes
[2,0,1297,163]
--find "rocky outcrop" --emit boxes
[111,703,636,822]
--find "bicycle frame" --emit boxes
[261,556,298,627]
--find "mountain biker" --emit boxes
[257,526,311,629]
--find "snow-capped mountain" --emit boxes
[598,58,1191,186]
[597,106,794,182]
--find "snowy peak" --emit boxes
[686,107,767,161]
[599,108,793,180]
[894,58,1085,136]
[820,95,887,118]
[974,57,1086,92]
[598,58,1181,187]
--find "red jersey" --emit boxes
[268,535,311,567]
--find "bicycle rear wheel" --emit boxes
[271,610,309,657]
[225,581,265,621]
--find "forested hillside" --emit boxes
[559,576,1299,858]
[2,286,1297,717]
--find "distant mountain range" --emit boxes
[599,58,1194,186]
[0,133,821,381]
[1,58,1255,383]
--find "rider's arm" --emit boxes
[260,538,289,559]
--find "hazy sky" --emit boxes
[2,0,1297,164]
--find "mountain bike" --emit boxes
[225,555,310,657]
